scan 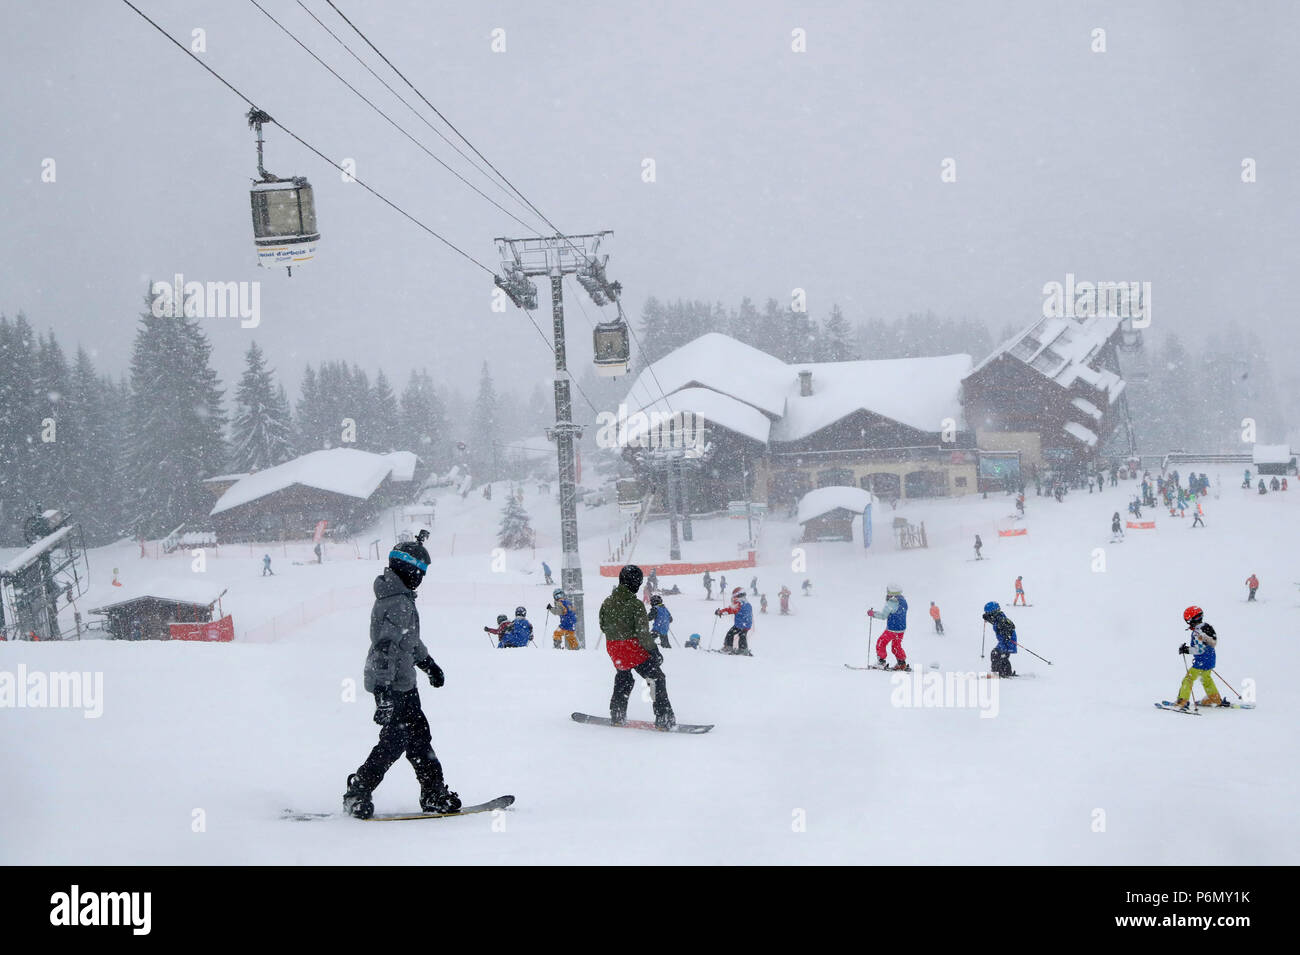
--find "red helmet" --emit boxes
[1183,605,1203,625]
[731,587,745,601]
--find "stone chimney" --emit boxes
[798,369,813,397]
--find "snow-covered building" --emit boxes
[209,449,418,541]
[1252,444,1296,476]
[960,315,1129,485]
[795,486,876,541]
[620,333,977,508]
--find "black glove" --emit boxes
[416,656,445,688]
[1178,643,1190,655]
[373,688,395,725]
[714,608,724,617]
[546,604,555,613]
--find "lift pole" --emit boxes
[494,233,620,649]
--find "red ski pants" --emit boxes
[875,629,906,662]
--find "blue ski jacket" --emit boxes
[1189,623,1216,670]
[554,597,576,630]
[500,619,532,648]
[650,604,672,635]
[873,596,908,632]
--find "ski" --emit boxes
[977,672,1037,679]
[571,712,713,733]
[844,663,912,672]
[1154,701,1200,715]
[705,648,753,657]
[283,794,515,822]
[1198,701,1256,710]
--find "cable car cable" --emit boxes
[120,0,600,417]
[120,0,496,279]
[322,0,677,411]
[292,0,542,228]
[248,0,548,237]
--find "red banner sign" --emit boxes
[169,615,235,642]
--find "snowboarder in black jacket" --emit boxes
[344,531,459,819]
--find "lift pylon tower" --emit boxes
[494,233,621,648]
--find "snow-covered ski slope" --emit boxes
[2,480,1295,864]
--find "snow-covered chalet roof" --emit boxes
[620,387,772,446]
[773,354,971,440]
[211,448,410,516]
[796,486,877,524]
[621,333,970,446]
[968,315,1125,403]
[90,578,225,613]
[1063,421,1099,447]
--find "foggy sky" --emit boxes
[2,0,1297,403]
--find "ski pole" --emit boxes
[1008,638,1052,665]
[980,621,986,659]
[867,611,874,664]
[1212,669,1243,699]
[707,615,719,650]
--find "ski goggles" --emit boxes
[389,550,428,572]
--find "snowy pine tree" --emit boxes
[471,362,501,482]
[369,370,400,451]
[294,364,328,453]
[230,341,295,472]
[399,369,447,470]
[123,302,227,537]
[497,492,534,549]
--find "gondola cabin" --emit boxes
[250,177,319,272]
[593,321,630,376]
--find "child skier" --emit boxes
[1245,574,1259,602]
[973,534,983,559]
[1172,606,1224,708]
[981,601,1018,677]
[499,607,533,647]
[547,589,578,649]
[1013,575,1027,606]
[598,565,676,729]
[1191,501,1205,527]
[702,570,713,599]
[778,585,791,614]
[867,584,909,670]
[802,579,812,596]
[262,554,274,576]
[759,593,768,614]
[1111,512,1123,539]
[648,593,672,649]
[929,600,944,634]
[343,531,459,820]
[483,614,510,639]
[714,587,754,655]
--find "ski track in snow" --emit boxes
[1,483,1294,864]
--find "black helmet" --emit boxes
[650,594,663,606]
[496,614,508,625]
[619,564,643,593]
[388,529,430,589]
[515,606,527,617]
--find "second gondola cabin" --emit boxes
[250,177,319,272]
[593,320,630,376]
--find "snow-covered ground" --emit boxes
[2,478,1296,864]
